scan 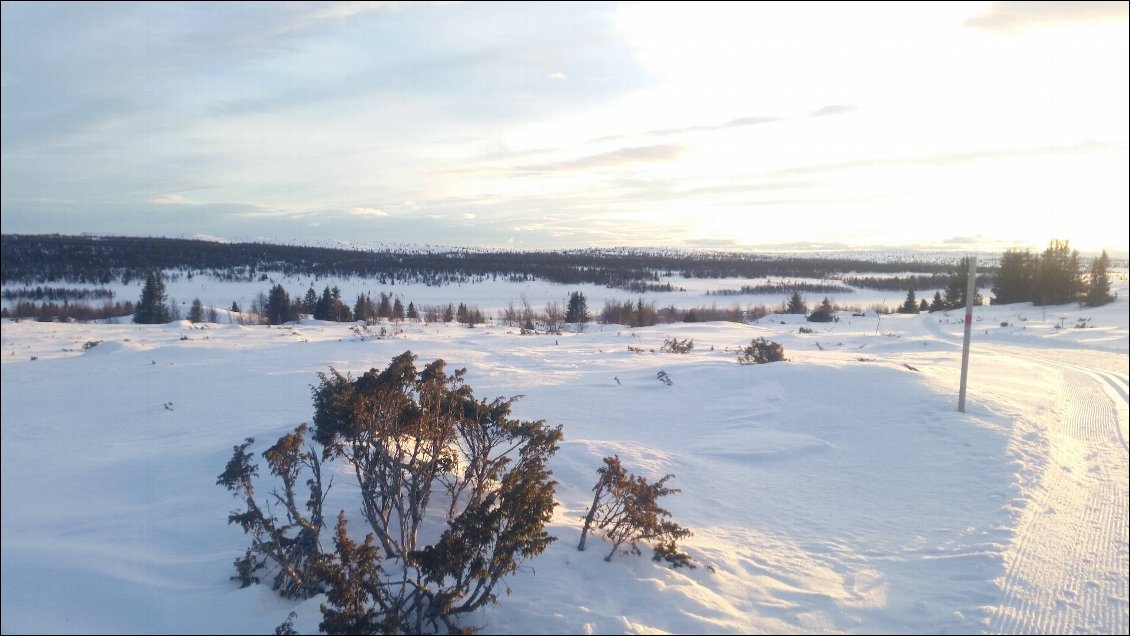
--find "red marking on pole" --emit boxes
[965,314,972,325]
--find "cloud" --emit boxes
[721,116,780,128]
[682,238,738,248]
[516,144,684,173]
[809,104,857,118]
[150,194,187,204]
[461,213,476,220]
[942,235,981,245]
[547,72,567,80]
[349,206,388,217]
[964,1,1128,32]
[773,140,1111,175]
[589,114,780,144]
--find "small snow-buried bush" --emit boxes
[737,338,786,365]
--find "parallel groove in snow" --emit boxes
[990,362,1130,635]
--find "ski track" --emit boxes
[989,356,1130,635]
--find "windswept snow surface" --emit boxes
[2,283,1127,634]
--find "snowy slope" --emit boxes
[2,283,1127,634]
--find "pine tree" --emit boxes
[303,287,319,315]
[314,287,333,320]
[188,298,205,323]
[991,248,1035,305]
[785,291,806,315]
[265,284,293,325]
[392,298,405,320]
[929,291,945,312]
[1085,250,1113,307]
[899,289,919,314]
[565,291,589,323]
[919,298,929,312]
[944,257,983,309]
[406,301,419,320]
[1034,239,1080,305]
[133,272,172,324]
[352,294,371,323]
[807,296,834,322]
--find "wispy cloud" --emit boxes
[964,1,1128,32]
[773,140,1111,175]
[547,72,567,80]
[809,104,856,118]
[515,144,685,173]
[150,194,187,205]
[590,114,780,144]
[349,206,388,217]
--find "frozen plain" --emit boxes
[2,277,1127,635]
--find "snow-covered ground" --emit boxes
[2,279,1127,634]
[11,272,973,319]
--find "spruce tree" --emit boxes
[566,291,589,323]
[899,289,919,314]
[807,296,834,322]
[944,257,983,309]
[1085,250,1114,307]
[1034,239,1080,305]
[265,284,293,325]
[785,291,807,315]
[991,248,1035,305]
[303,287,319,315]
[133,272,172,324]
[929,291,945,312]
[188,298,205,323]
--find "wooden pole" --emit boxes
[958,256,976,413]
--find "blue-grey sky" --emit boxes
[2,1,1127,251]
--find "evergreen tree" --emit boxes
[807,296,834,322]
[1085,250,1113,307]
[944,257,983,309]
[443,303,455,323]
[929,291,945,312]
[1034,239,1080,305]
[303,287,318,315]
[565,291,589,323]
[331,287,353,322]
[352,294,371,323]
[406,301,419,320]
[188,298,205,323]
[377,293,392,319]
[991,248,1035,305]
[265,284,293,325]
[919,298,929,312]
[898,289,919,314]
[314,287,333,320]
[392,298,404,321]
[231,301,241,313]
[133,272,172,324]
[785,291,807,315]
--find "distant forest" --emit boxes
[1,234,959,289]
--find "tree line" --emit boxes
[2,233,961,290]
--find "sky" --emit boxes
[2,1,1128,253]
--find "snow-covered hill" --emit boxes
[2,283,1127,634]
